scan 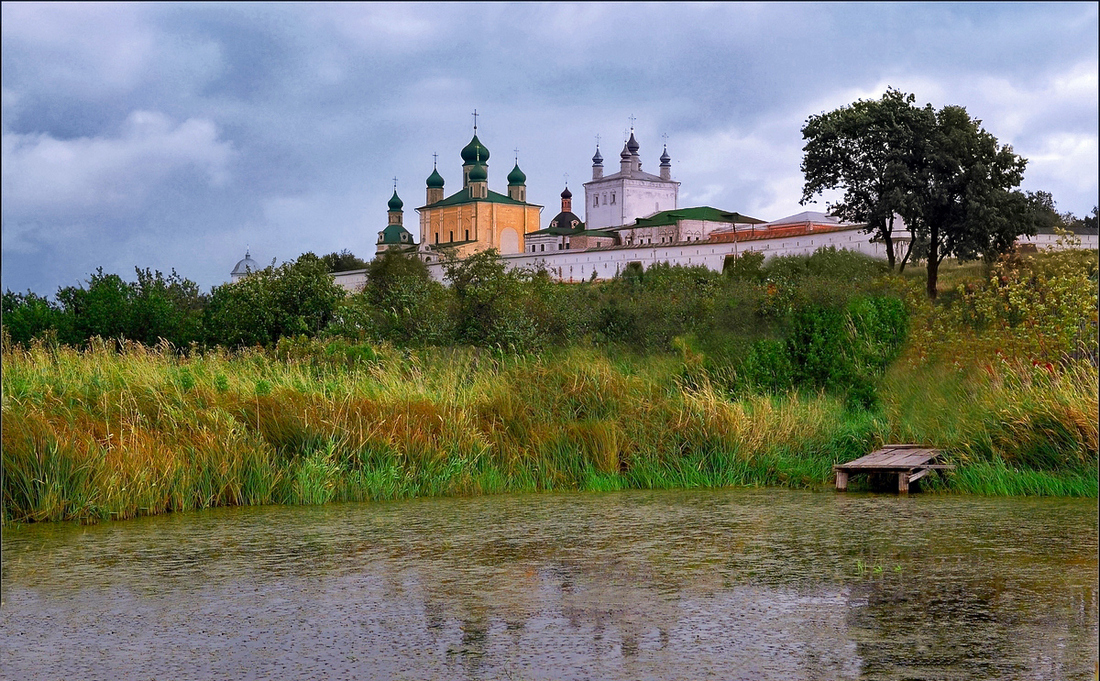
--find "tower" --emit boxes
[507,154,527,202]
[591,144,604,180]
[377,184,416,255]
[583,123,679,230]
[426,155,445,205]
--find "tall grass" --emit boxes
[4,332,1095,524]
[4,248,1097,523]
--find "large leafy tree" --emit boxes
[918,105,1035,298]
[1,289,65,345]
[801,88,934,270]
[803,90,1038,298]
[204,253,344,347]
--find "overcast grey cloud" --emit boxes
[2,2,1097,296]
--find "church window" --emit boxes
[594,195,599,207]
[434,233,439,244]
[449,230,453,242]
[465,229,469,241]
[611,193,616,205]
[540,244,544,252]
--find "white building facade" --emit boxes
[583,131,679,231]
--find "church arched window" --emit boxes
[594,195,599,207]
[611,193,616,205]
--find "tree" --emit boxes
[130,268,207,347]
[204,253,345,347]
[358,250,452,344]
[801,88,934,270]
[1,289,65,345]
[1026,191,1064,234]
[918,105,1035,298]
[55,268,135,345]
[443,249,536,350]
[321,249,369,273]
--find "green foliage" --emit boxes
[803,88,1039,295]
[915,247,1099,365]
[801,88,933,269]
[320,249,369,273]
[204,253,345,348]
[129,268,207,347]
[723,250,765,282]
[444,249,538,350]
[55,268,135,344]
[347,251,453,345]
[2,290,65,346]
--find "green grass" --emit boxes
[4,248,1098,524]
[3,337,1095,525]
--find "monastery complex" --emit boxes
[234,121,1095,290]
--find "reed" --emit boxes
[4,248,1097,524]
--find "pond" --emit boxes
[1,489,1096,680]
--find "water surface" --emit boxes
[2,489,1096,680]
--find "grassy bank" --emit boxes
[3,336,1096,524]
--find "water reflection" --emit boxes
[1,490,1096,680]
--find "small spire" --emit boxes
[629,114,636,130]
[432,152,438,169]
[393,176,398,191]
[514,147,519,164]
[472,108,478,133]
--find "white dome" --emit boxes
[231,250,259,277]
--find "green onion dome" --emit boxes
[468,163,488,182]
[507,163,526,186]
[461,134,490,164]
[387,190,404,211]
[426,168,445,188]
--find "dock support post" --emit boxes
[835,470,848,491]
[898,472,909,494]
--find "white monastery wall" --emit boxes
[1019,232,1098,250]
[423,227,896,283]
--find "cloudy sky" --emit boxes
[3,2,1097,296]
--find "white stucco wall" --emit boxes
[333,269,367,293]
[1019,232,1098,250]
[423,227,893,282]
[417,228,1097,285]
[583,177,678,230]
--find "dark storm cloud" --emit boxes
[2,2,1096,297]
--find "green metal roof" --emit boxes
[379,223,414,244]
[416,188,542,210]
[426,168,445,188]
[615,206,765,230]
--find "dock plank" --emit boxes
[834,445,948,493]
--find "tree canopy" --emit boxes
[802,89,1038,298]
[801,88,933,270]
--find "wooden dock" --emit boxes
[834,444,953,493]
